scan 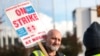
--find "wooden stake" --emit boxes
[37,42,48,56]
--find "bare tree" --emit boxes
[0,13,5,24]
[0,13,5,32]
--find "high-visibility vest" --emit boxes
[93,54,100,56]
[33,50,66,56]
[33,50,44,56]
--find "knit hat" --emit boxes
[83,22,100,49]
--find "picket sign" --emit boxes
[5,1,48,56]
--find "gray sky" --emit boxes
[0,0,99,34]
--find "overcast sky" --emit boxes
[0,0,99,36]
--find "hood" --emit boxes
[83,22,100,49]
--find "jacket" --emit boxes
[30,50,65,56]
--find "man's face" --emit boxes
[46,30,62,51]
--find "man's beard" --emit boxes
[50,45,59,51]
[46,43,59,51]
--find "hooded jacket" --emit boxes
[83,22,100,56]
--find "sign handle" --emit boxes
[37,42,48,56]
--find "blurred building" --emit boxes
[0,25,19,49]
[73,6,100,42]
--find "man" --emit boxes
[30,29,65,56]
[83,22,100,56]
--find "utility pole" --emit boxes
[52,0,55,29]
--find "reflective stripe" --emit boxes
[37,50,41,56]
[33,50,44,56]
[93,54,100,56]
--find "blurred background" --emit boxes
[1,0,100,56]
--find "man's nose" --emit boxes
[55,39,59,44]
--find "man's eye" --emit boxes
[52,38,56,40]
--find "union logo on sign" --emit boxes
[16,27,28,37]
[25,6,35,14]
